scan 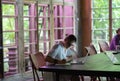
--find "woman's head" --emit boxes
[116,28,120,35]
[64,34,77,48]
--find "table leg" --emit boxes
[54,72,59,81]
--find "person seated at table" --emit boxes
[46,34,77,64]
[45,34,80,81]
[109,28,120,51]
[109,28,120,81]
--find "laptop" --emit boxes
[105,51,120,65]
[70,58,85,65]
[70,52,89,65]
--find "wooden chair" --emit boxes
[29,52,46,81]
[85,44,97,55]
[98,41,110,52]
[98,41,113,81]
[85,44,101,81]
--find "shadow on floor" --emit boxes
[0,71,107,81]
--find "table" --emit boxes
[39,52,120,81]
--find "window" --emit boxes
[92,0,120,51]
[2,0,75,77]
[2,3,17,76]
[37,0,75,53]
[112,0,120,34]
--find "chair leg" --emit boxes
[71,75,80,81]
[91,76,101,81]
[106,77,109,81]
[98,77,101,81]
[35,70,40,81]
[32,66,36,81]
[32,66,40,81]
[90,76,97,81]
[109,77,116,81]
[92,77,97,81]
[41,72,44,81]
[80,76,84,81]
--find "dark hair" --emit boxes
[116,28,120,33]
[65,34,77,42]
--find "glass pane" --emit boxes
[38,6,49,17]
[92,19,109,28]
[64,6,73,16]
[39,30,50,40]
[23,5,29,16]
[24,18,29,30]
[65,29,74,35]
[46,18,49,29]
[93,30,108,39]
[64,17,73,27]
[39,42,49,54]
[112,0,120,7]
[112,19,120,27]
[92,0,109,8]
[112,8,120,18]
[3,32,15,45]
[92,0,109,45]
[53,5,63,17]
[112,0,120,38]
[38,18,43,27]
[54,29,64,39]
[3,48,9,72]
[38,6,44,16]
[54,17,63,27]
[92,9,109,19]
[2,4,15,15]
[24,31,29,43]
[3,18,15,31]
[38,18,49,29]
[38,4,50,29]
[112,29,117,36]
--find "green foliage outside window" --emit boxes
[92,0,120,51]
[2,4,14,15]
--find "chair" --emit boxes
[85,44,101,81]
[29,52,46,81]
[98,41,113,81]
[85,44,97,55]
[98,41,110,52]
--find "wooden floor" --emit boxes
[0,71,107,81]
[1,71,34,81]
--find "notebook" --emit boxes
[105,51,120,65]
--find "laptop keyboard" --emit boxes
[105,51,120,65]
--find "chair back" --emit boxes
[98,41,109,52]
[85,44,102,81]
[30,52,46,70]
[85,44,97,55]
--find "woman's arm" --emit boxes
[45,56,55,63]
[45,56,66,64]
[45,44,59,63]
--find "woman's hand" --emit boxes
[57,59,66,64]
[66,56,73,62]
